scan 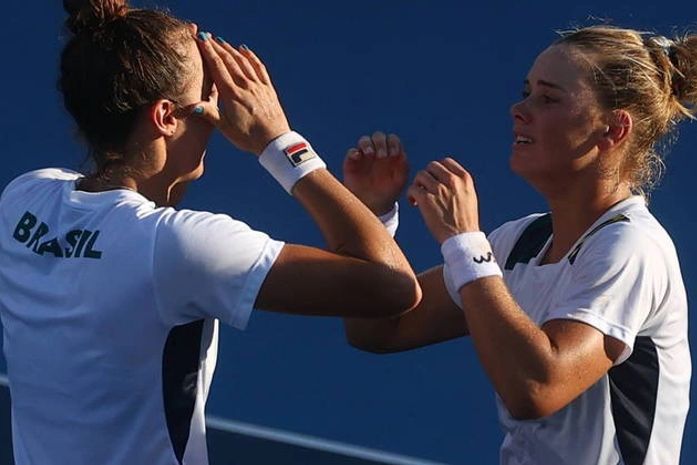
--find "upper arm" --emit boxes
[345,265,468,353]
[534,318,626,416]
[153,210,284,328]
[254,243,419,318]
[545,225,662,364]
[529,226,662,416]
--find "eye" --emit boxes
[521,90,531,99]
[542,95,559,104]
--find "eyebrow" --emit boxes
[523,79,567,92]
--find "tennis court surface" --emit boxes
[0,375,444,465]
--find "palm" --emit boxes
[343,153,409,216]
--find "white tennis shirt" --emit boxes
[0,168,284,465]
[447,196,690,465]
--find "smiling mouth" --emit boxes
[515,135,533,145]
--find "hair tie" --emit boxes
[647,35,676,59]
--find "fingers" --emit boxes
[196,32,240,97]
[191,83,221,124]
[371,131,388,158]
[356,131,403,159]
[209,83,220,106]
[210,38,259,84]
[198,32,271,90]
[440,157,468,177]
[191,99,221,125]
[408,157,471,206]
[346,148,361,161]
[387,134,403,158]
[239,45,272,85]
[357,135,376,157]
[407,183,426,207]
[413,169,440,194]
[424,158,472,187]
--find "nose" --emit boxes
[510,99,529,123]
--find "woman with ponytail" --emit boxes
[0,1,420,464]
[345,26,695,465]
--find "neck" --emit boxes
[76,139,186,207]
[79,173,185,207]
[541,180,633,264]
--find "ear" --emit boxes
[598,109,633,152]
[149,99,179,138]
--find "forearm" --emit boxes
[458,277,561,417]
[293,169,406,267]
[344,317,402,353]
[259,134,420,312]
[345,266,468,352]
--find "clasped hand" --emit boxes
[344,133,480,244]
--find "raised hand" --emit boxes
[407,158,480,243]
[343,131,409,216]
[194,33,290,155]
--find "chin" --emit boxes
[509,152,526,177]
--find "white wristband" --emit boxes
[258,131,327,194]
[441,232,502,295]
[378,202,399,238]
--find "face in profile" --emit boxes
[166,36,216,184]
[509,44,609,192]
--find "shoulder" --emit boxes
[155,208,273,258]
[1,168,81,199]
[576,201,675,269]
[157,208,257,239]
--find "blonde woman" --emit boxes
[345,26,694,465]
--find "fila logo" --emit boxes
[283,142,317,167]
[473,252,494,264]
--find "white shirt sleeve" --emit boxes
[544,224,665,364]
[152,209,285,329]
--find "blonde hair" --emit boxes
[556,26,697,194]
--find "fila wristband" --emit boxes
[259,131,326,194]
[441,232,502,295]
[378,202,399,238]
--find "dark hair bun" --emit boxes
[64,0,129,35]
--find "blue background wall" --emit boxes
[1,1,695,463]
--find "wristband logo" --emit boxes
[283,142,317,167]
[473,252,494,264]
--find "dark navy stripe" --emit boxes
[567,214,629,264]
[504,213,631,269]
[608,336,659,465]
[504,214,552,270]
[162,320,204,464]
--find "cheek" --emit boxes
[183,118,215,149]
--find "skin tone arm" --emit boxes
[193,35,421,318]
[407,158,625,419]
[342,134,469,351]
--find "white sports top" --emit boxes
[446,196,690,465]
[0,168,284,465]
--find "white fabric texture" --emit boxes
[258,131,326,194]
[0,169,284,465]
[378,202,399,237]
[440,231,502,293]
[467,197,691,465]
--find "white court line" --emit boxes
[0,374,445,465]
[205,415,446,465]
